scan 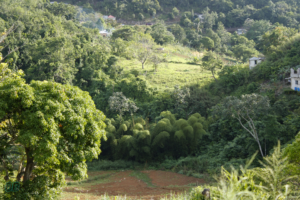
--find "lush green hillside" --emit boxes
[60,0,300,28]
[1,0,300,199]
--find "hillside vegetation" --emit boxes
[1,0,300,199]
[61,0,300,29]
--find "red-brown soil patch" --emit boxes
[142,170,206,187]
[63,170,206,200]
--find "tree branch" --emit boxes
[236,116,256,138]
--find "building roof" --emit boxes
[108,15,116,18]
[249,57,265,61]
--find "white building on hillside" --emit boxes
[290,68,300,91]
[237,29,247,35]
[249,57,265,69]
[99,28,115,37]
[99,30,109,37]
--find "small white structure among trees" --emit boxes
[237,28,247,35]
[249,57,265,69]
[290,68,300,91]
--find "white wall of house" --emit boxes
[249,58,263,69]
[291,78,300,91]
[290,68,300,90]
[237,29,247,35]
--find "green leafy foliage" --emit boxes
[201,37,214,50]
[151,112,208,159]
[201,51,222,80]
[284,132,300,190]
[150,21,175,45]
[254,142,297,199]
[0,65,106,198]
[259,26,298,55]
[168,24,186,42]
[112,26,137,41]
[64,0,300,30]
[190,144,298,200]
[244,19,274,43]
[100,111,208,161]
[2,2,300,199]
[230,34,259,63]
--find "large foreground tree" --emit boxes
[0,65,106,198]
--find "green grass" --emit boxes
[66,172,115,186]
[118,45,214,91]
[87,160,140,171]
[160,192,190,200]
[129,171,156,188]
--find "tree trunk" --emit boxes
[18,155,25,174]
[211,70,217,80]
[142,62,144,69]
[237,117,265,157]
[256,138,265,157]
[23,148,34,183]
[131,112,135,127]
[2,160,10,181]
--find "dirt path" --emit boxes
[62,170,206,200]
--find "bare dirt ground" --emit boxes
[62,170,206,200]
[143,170,205,187]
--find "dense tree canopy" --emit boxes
[0,64,106,198]
[61,0,300,29]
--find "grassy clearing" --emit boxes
[119,45,214,91]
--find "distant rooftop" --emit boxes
[249,57,265,61]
